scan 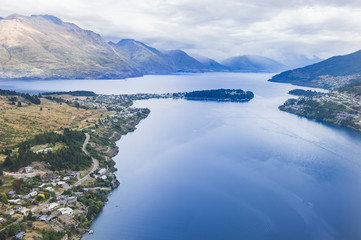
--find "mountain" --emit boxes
[191,54,229,72]
[221,55,286,73]
[277,54,322,69]
[163,50,208,72]
[0,14,140,80]
[269,50,361,89]
[109,39,174,74]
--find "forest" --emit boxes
[0,89,41,105]
[178,89,254,101]
[1,129,91,171]
[288,89,323,97]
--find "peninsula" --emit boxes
[279,82,361,131]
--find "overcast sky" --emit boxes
[1,0,361,62]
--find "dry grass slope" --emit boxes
[0,95,113,148]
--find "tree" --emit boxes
[17,101,22,107]
[0,193,7,203]
[12,179,23,193]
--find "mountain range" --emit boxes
[0,14,321,80]
[270,50,361,89]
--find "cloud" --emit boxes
[1,0,361,61]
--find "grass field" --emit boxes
[0,95,114,148]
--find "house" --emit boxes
[57,181,66,187]
[0,217,6,223]
[29,191,38,197]
[58,207,73,216]
[22,195,30,201]
[46,215,56,222]
[15,232,25,239]
[7,190,16,196]
[20,208,30,215]
[23,167,33,173]
[74,192,84,197]
[42,173,60,182]
[38,183,46,189]
[13,206,22,211]
[8,199,21,204]
[67,196,77,203]
[66,172,77,177]
[46,203,59,211]
[98,168,107,175]
[100,175,107,180]
[45,187,54,192]
[63,176,70,181]
[38,215,47,221]
[5,210,15,215]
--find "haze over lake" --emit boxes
[7,73,361,239]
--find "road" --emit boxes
[74,133,99,186]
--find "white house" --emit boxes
[8,199,21,204]
[58,207,73,216]
[23,167,33,173]
[29,191,38,197]
[98,168,107,175]
[5,210,15,215]
[46,203,59,211]
[45,187,54,192]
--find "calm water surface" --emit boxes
[3,73,361,240]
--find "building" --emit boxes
[46,203,59,211]
[74,192,84,197]
[23,167,33,173]
[42,173,60,182]
[7,190,16,196]
[15,232,25,239]
[9,199,21,204]
[98,168,107,175]
[0,217,6,223]
[5,210,15,215]
[29,191,38,197]
[45,186,54,192]
[58,207,74,216]
[67,196,77,203]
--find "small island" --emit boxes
[174,89,254,101]
[288,89,323,97]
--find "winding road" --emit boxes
[74,133,99,186]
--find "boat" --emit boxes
[89,230,94,234]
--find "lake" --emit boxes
[4,73,361,240]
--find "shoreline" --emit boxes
[76,105,150,239]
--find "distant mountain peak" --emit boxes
[221,55,286,73]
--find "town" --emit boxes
[0,92,154,239]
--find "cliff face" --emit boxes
[0,14,141,80]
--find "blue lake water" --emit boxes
[3,73,361,239]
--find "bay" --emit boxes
[4,73,361,239]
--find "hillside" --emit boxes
[163,50,208,72]
[221,55,286,73]
[192,54,229,72]
[269,50,361,89]
[0,14,141,80]
[0,91,112,147]
[110,39,175,74]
